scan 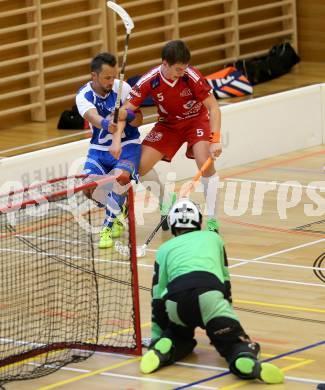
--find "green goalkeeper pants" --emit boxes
[160,287,260,376]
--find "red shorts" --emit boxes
[142,116,210,162]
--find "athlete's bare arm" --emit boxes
[203,94,222,159]
[84,108,113,131]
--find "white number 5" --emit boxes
[157,92,164,101]
[196,129,204,137]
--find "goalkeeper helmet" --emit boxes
[168,198,202,235]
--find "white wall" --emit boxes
[0,141,89,191]
[0,84,324,191]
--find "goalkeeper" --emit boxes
[140,198,284,384]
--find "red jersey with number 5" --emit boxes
[128,65,213,124]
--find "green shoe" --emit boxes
[206,218,220,233]
[160,192,177,231]
[98,227,113,249]
[111,205,127,238]
[140,337,172,374]
[235,358,284,384]
[235,357,256,375]
[111,218,123,238]
[260,362,284,384]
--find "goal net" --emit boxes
[0,175,141,387]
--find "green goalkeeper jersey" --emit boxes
[151,230,231,339]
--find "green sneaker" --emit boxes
[111,205,127,238]
[140,337,172,374]
[98,227,113,249]
[235,357,284,384]
[235,357,256,375]
[259,362,284,384]
[206,218,220,233]
[160,192,177,231]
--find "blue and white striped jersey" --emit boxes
[76,79,140,151]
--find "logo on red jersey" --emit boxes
[130,85,142,98]
[180,88,192,97]
[182,102,202,117]
[187,102,202,115]
[183,100,196,110]
[144,131,163,142]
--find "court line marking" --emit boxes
[271,166,325,174]
[144,237,325,260]
[229,257,325,272]
[40,366,218,390]
[38,357,141,390]
[285,374,325,385]
[0,247,133,266]
[95,373,217,390]
[172,339,325,389]
[177,352,309,371]
[20,325,316,389]
[235,299,325,313]
[0,322,151,374]
[231,274,325,288]
[2,249,324,291]
[261,353,309,362]
[32,355,321,389]
[32,342,317,390]
[225,177,325,190]
[2,240,324,272]
[32,357,322,390]
[221,216,325,238]
[219,360,314,390]
[138,238,325,270]
[229,237,325,268]
[220,148,325,180]
[2,246,324,273]
[139,261,325,288]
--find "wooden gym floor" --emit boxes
[5,144,325,390]
[1,61,325,389]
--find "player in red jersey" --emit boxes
[124,40,222,231]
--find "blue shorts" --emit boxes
[83,143,141,181]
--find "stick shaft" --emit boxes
[144,157,213,247]
[106,2,134,124]
[187,157,212,194]
[113,33,130,124]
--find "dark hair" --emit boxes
[91,52,117,73]
[173,227,200,237]
[161,40,191,65]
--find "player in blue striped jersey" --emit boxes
[76,52,142,248]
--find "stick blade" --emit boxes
[136,245,147,257]
[106,1,134,33]
[114,240,130,256]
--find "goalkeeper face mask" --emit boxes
[168,198,202,235]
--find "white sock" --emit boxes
[201,173,219,219]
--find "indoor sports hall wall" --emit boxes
[0,0,297,126]
[0,83,324,192]
[1,0,325,129]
